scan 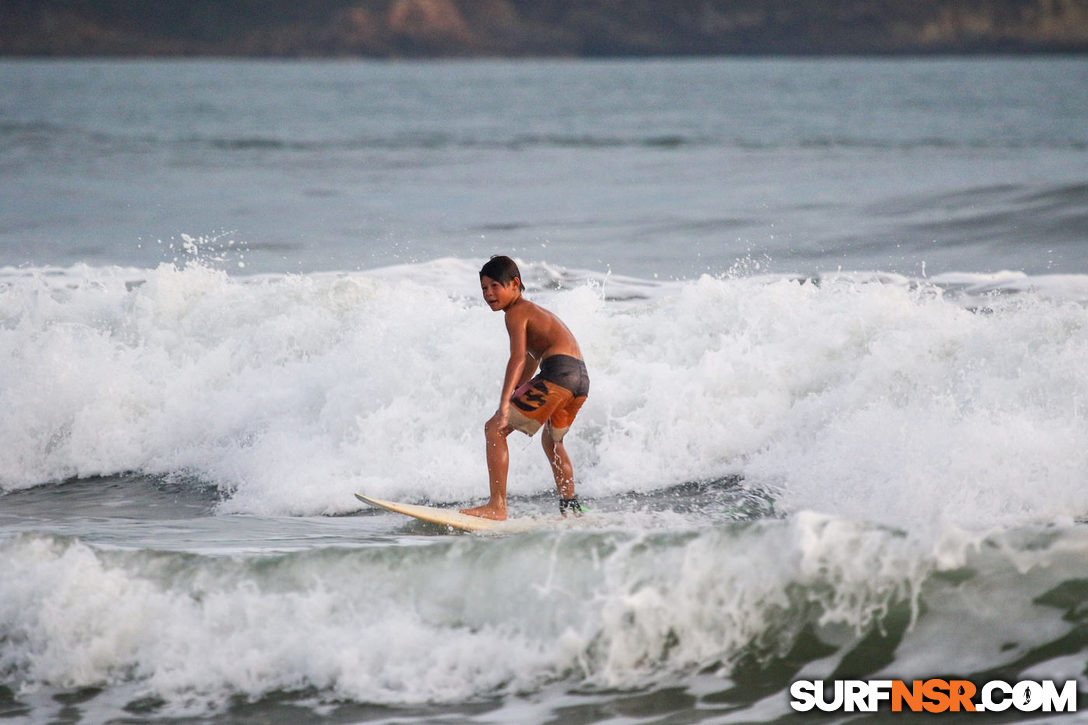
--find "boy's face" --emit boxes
[480,275,520,311]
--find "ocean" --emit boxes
[1,57,1088,723]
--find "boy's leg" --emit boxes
[461,415,514,520]
[544,394,587,515]
[542,423,575,500]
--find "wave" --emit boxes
[6,122,1087,156]
[3,517,1087,720]
[1,259,1086,530]
[864,181,1088,256]
[182,133,1088,153]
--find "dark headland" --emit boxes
[2,0,1087,57]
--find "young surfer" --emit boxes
[461,256,590,521]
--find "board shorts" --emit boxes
[507,354,590,440]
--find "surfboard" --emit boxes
[354,493,546,533]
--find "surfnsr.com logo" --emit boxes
[790,679,1078,714]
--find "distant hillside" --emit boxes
[3,0,1087,57]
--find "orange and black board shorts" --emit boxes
[507,354,590,439]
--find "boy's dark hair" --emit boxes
[480,255,525,291]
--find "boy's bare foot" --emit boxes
[460,502,507,520]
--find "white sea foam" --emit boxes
[0,517,928,711]
[3,516,1086,718]
[2,260,1086,529]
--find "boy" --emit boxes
[461,256,590,520]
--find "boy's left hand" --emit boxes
[490,408,513,434]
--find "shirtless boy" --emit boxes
[461,256,590,521]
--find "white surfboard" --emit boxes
[355,494,547,533]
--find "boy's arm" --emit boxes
[517,354,539,387]
[496,308,531,422]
